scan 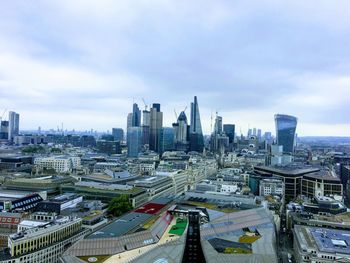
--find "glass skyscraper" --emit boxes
[274,114,297,153]
[8,111,19,141]
[189,96,204,152]
[159,127,174,154]
[223,124,235,143]
[127,126,142,157]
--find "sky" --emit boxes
[0,0,349,136]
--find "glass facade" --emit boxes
[190,96,204,152]
[223,124,235,143]
[274,114,297,153]
[159,127,174,154]
[127,127,142,157]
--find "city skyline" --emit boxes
[1,1,350,136]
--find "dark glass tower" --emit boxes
[189,96,204,152]
[223,124,235,143]
[132,103,141,127]
[149,103,163,152]
[159,127,174,154]
[274,114,297,153]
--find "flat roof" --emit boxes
[311,228,350,254]
[87,212,152,239]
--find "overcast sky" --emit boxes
[0,1,349,136]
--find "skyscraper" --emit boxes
[141,109,151,146]
[132,103,141,127]
[127,126,142,157]
[159,127,174,154]
[8,111,19,141]
[214,115,223,135]
[149,103,163,152]
[127,113,133,129]
[223,124,235,143]
[274,114,297,153]
[0,121,9,140]
[173,111,190,152]
[189,96,204,152]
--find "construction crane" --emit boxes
[142,98,148,111]
[0,109,7,122]
[174,109,178,122]
[183,106,187,113]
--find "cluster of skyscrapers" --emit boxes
[126,96,204,157]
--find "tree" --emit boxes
[107,195,133,217]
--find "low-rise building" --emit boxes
[34,156,81,173]
[294,225,350,262]
[259,178,284,197]
[0,216,87,263]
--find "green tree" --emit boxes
[107,195,132,217]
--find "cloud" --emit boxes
[0,0,349,135]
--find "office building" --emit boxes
[274,114,297,153]
[0,217,86,263]
[8,111,19,141]
[189,96,204,152]
[132,103,141,127]
[159,127,174,154]
[96,140,121,155]
[223,124,235,143]
[112,128,124,141]
[34,156,80,173]
[0,121,9,140]
[141,109,151,146]
[149,103,163,152]
[254,165,320,202]
[259,178,284,196]
[142,109,150,126]
[126,113,133,129]
[294,225,350,263]
[214,115,223,135]
[127,126,142,157]
[173,111,190,152]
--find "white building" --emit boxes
[34,156,81,173]
[259,178,284,196]
[0,217,87,263]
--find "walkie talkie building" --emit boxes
[274,114,297,153]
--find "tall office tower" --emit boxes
[247,128,252,138]
[0,121,9,140]
[173,111,190,152]
[253,127,257,136]
[141,109,151,146]
[274,114,298,153]
[189,96,204,152]
[174,111,188,143]
[223,124,235,143]
[8,111,19,141]
[127,113,133,129]
[132,103,141,127]
[257,129,262,141]
[127,127,142,157]
[214,115,223,134]
[159,127,174,154]
[142,110,150,126]
[149,103,163,152]
[112,128,124,141]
